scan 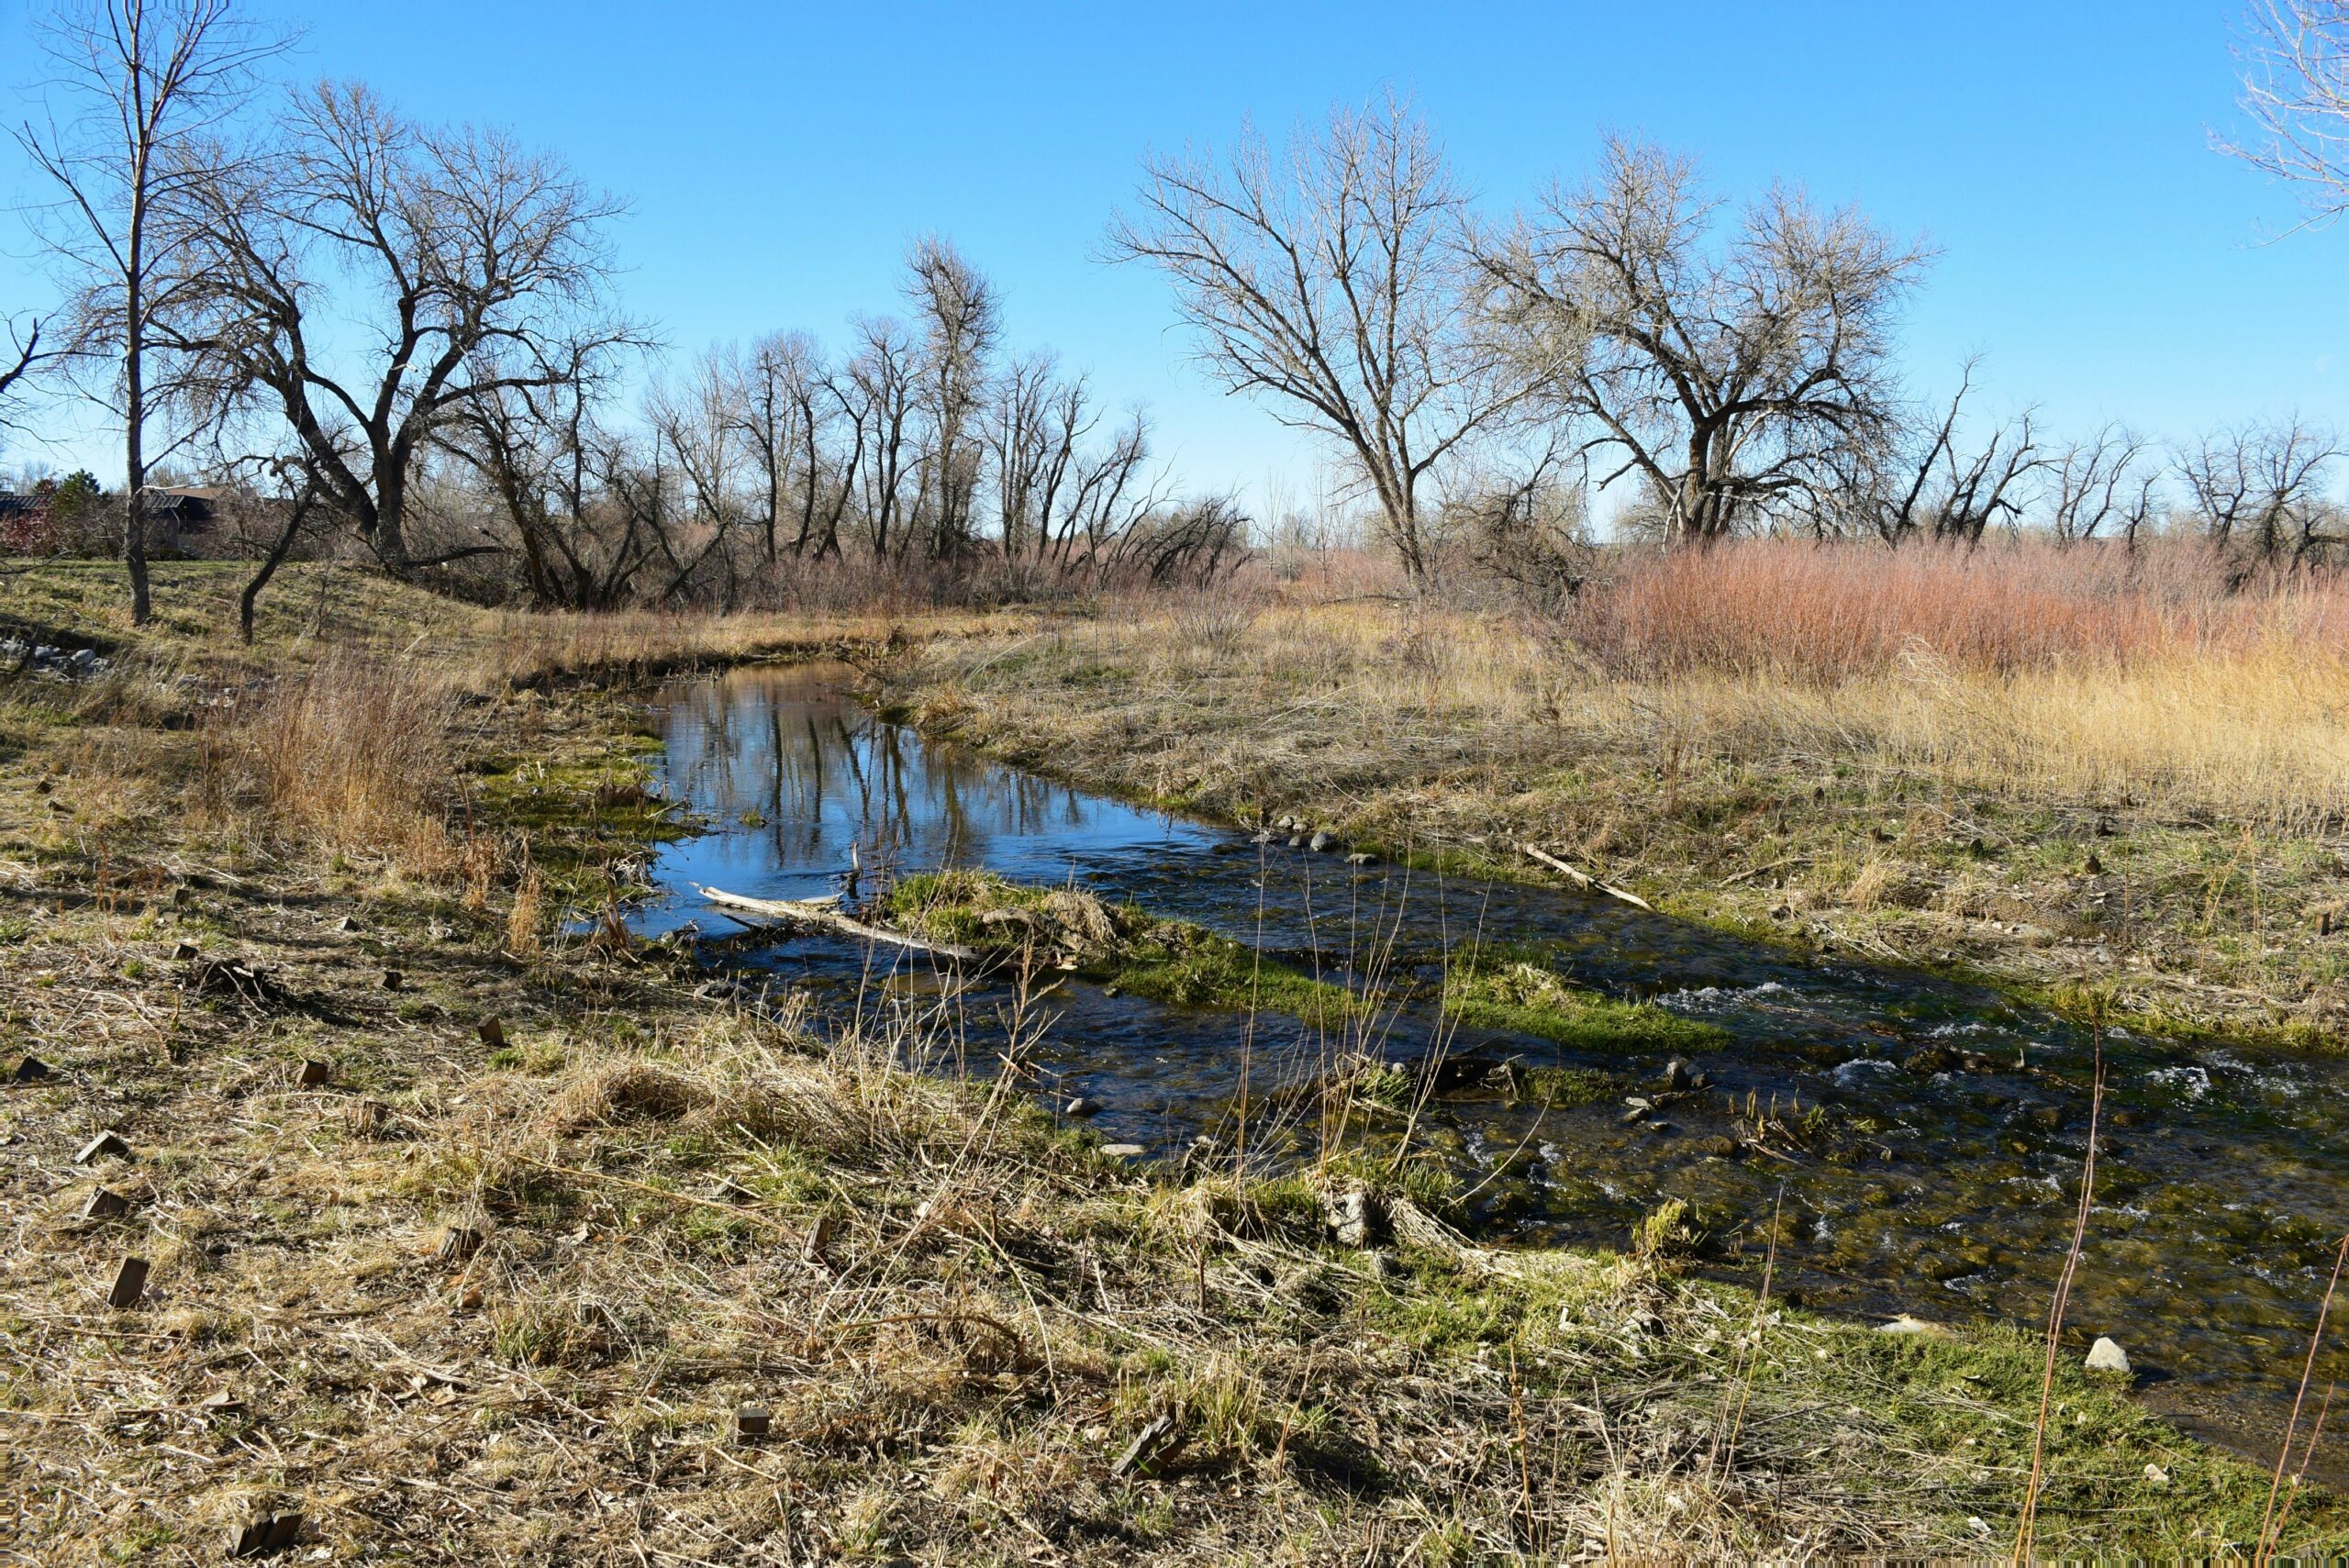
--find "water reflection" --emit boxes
[637,664,1212,923]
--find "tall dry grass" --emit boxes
[211,651,462,873]
[1566,539,2349,679]
[1055,539,2349,829]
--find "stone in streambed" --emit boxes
[2085,1336,2132,1375]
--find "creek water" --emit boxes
[632,662,2349,1473]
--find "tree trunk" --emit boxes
[240,489,316,643]
[123,195,151,627]
[371,462,410,576]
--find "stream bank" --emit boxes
[641,662,2349,1481]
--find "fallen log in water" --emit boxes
[1517,844,1653,911]
[693,885,982,962]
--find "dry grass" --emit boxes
[3,962,2297,1562]
[0,552,2336,1559]
[217,651,462,875]
[1567,539,2349,678]
[942,579,2349,831]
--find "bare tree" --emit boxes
[902,238,1000,561]
[846,314,920,562]
[647,355,749,605]
[2044,424,2161,544]
[169,81,637,577]
[1108,97,1519,583]
[987,352,1159,579]
[221,451,327,642]
[2176,418,2343,563]
[1107,494,1249,587]
[2228,1,2349,227]
[17,0,288,621]
[1797,361,2046,546]
[1474,136,1931,548]
[722,331,819,562]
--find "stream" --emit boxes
[629,662,2349,1474]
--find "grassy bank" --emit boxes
[886,545,2349,1050]
[1,558,2340,1560]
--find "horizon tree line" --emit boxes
[3,0,2346,621]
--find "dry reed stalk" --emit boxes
[228,651,461,875]
[1711,1182,1786,1489]
[505,863,546,958]
[2270,1380,2338,1557]
[2258,1232,2349,1565]
[2014,1022,2106,1564]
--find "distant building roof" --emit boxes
[140,484,220,528]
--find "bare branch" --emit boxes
[2225,1,2349,228]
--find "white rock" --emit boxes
[2085,1336,2132,1374]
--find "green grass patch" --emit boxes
[1444,950,1727,1051]
[881,867,1363,1026]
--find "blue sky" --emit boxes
[2,0,2342,508]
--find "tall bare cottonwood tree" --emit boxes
[2044,425,2161,545]
[1809,361,2049,546]
[17,0,286,621]
[172,81,635,577]
[1474,137,1930,548]
[1108,99,1518,583]
[903,238,1001,561]
[2176,417,2342,564]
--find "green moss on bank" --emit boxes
[1444,950,1730,1051]
[881,867,1362,1025]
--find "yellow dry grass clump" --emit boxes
[229,651,462,873]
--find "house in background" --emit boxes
[140,484,226,551]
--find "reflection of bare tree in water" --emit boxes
[660,672,1100,883]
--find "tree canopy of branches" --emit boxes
[17,0,289,621]
[170,80,636,577]
[1472,136,1931,548]
[2231,1,2349,227]
[1849,368,2046,546]
[1108,97,1520,582]
[2176,417,2343,566]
